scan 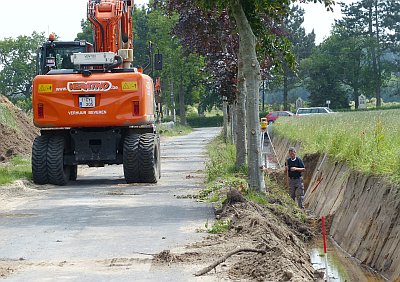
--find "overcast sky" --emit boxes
[0,0,355,44]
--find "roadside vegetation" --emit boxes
[0,156,31,185]
[273,109,400,182]
[0,104,17,130]
[202,134,305,234]
[158,123,192,136]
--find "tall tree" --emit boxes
[76,20,94,43]
[145,7,206,124]
[162,0,334,192]
[301,37,350,109]
[337,0,400,107]
[161,2,244,164]
[0,32,46,103]
[280,5,316,110]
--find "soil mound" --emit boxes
[0,95,38,162]
[154,189,322,281]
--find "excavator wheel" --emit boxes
[69,165,78,181]
[123,133,141,183]
[138,133,160,183]
[32,135,50,185]
[47,135,69,186]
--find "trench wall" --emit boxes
[272,135,400,281]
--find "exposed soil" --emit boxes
[0,95,38,162]
[153,188,324,281]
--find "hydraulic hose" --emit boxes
[106,55,123,71]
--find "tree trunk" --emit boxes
[283,66,289,111]
[374,0,382,107]
[230,0,265,192]
[368,1,381,108]
[230,102,236,145]
[223,98,228,143]
[235,38,247,169]
[179,75,186,125]
[354,87,359,109]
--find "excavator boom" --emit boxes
[88,0,133,53]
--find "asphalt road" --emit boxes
[0,127,221,281]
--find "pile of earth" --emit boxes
[154,189,323,281]
[0,95,38,162]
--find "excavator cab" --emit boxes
[36,37,93,75]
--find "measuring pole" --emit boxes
[322,216,329,281]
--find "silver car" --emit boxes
[296,107,334,116]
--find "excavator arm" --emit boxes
[88,0,133,68]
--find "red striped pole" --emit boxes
[322,216,327,253]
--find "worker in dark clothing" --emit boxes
[286,147,306,209]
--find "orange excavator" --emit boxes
[31,0,162,185]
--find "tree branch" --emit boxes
[194,248,266,276]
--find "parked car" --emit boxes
[296,107,333,116]
[265,111,294,124]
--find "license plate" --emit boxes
[79,96,96,108]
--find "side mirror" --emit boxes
[154,53,163,70]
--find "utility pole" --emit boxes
[171,81,176,123]
[262,80,265,113]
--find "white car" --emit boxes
[296,107,333,116]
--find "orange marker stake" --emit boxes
[322,215,329,281]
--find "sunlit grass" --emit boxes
[206,134,237,182]
[158,123,192,136]
[0,156,31,185]
[0,104,17,130]
[273,110,400,182]
[203,134,304,224]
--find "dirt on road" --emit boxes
[153,186,323,281]
[0,182,321,281]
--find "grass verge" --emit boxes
[158,123,192,136]
[273,109,400,182]
[0,156,31,185]
[202,134,305,234]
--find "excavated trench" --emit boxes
[266,134,399,281]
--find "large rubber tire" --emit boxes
[47,136,69,186]
[138,133,159,183]
[69,165,78,181]
[32,135,50,185]
[123,133,141,183]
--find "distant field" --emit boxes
[273,110,400,182]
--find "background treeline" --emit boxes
[0,0,399,115]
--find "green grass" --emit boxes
[0,156,31,185]
[206,219,231,234]
[0,104,17,130]
[205,135,237,182]
[273,109,400,182]
[158,123,192,136]
[202,133,304,224]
